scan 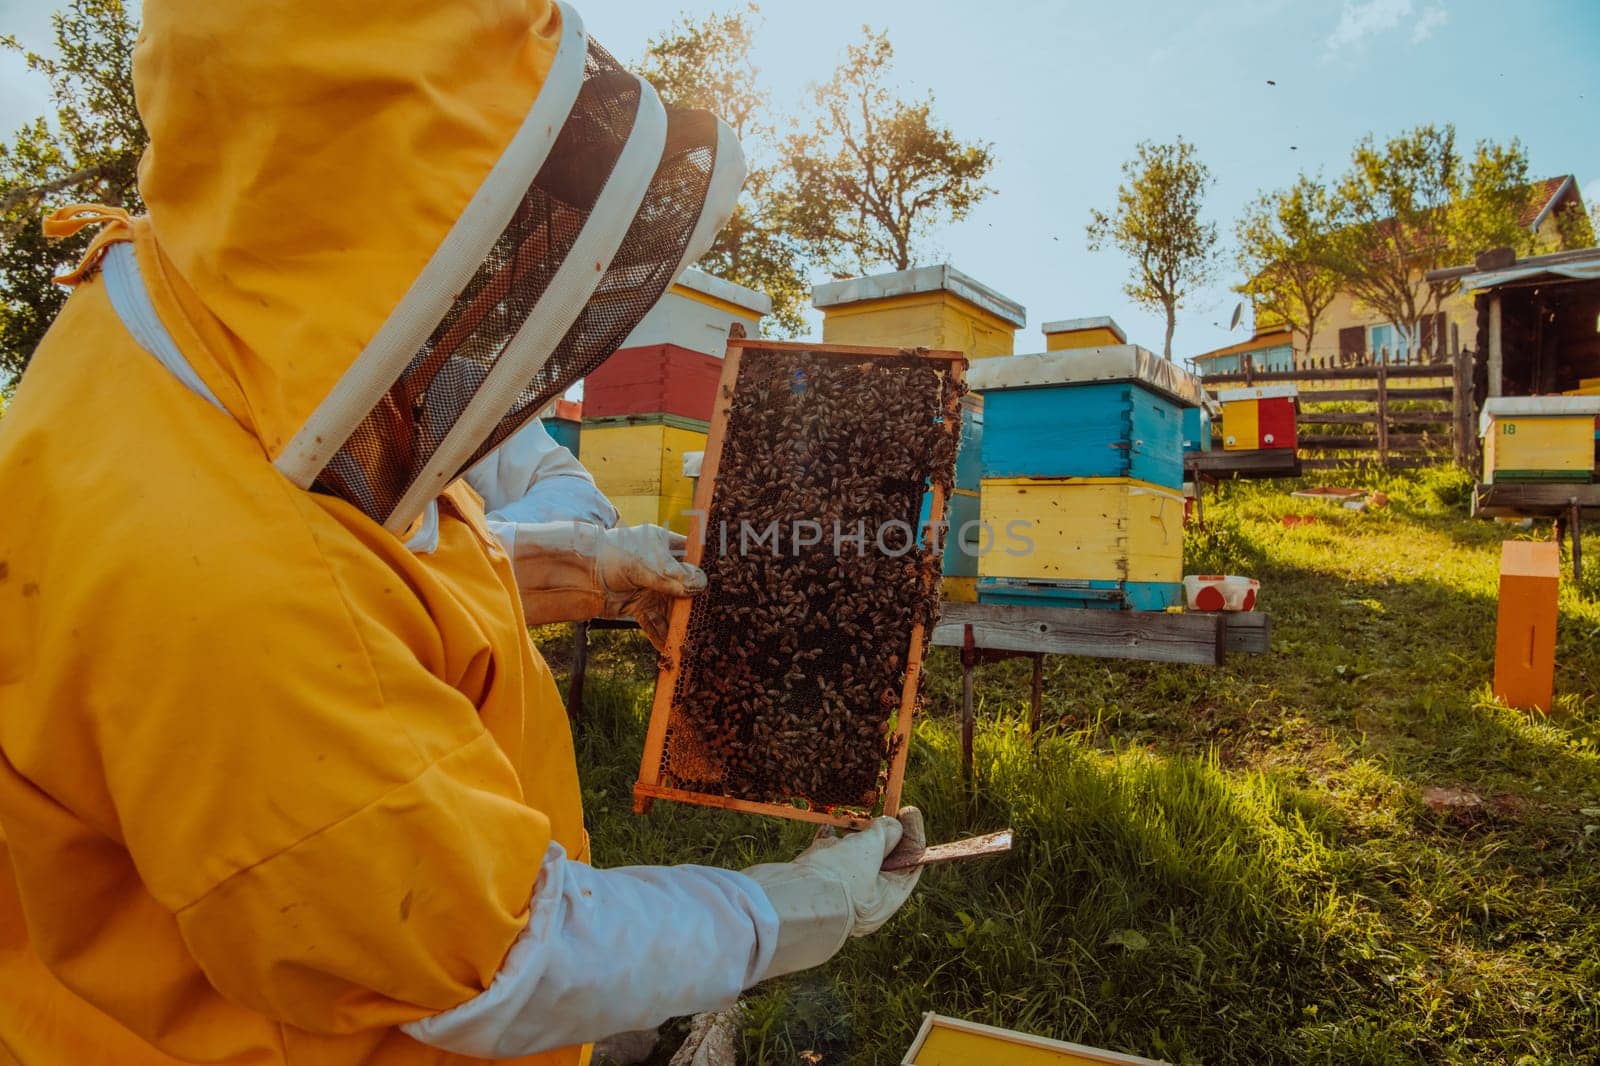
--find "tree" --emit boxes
[1086,138,1218,361]
[1553,198,1596,251]
[636,4,809,336]
[1,0,144,385]
[1324,125,1534,356]
[777,28,994,277]
[1235,174,1339,362]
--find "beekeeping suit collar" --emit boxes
[55,0,743,534]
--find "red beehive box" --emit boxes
[583,343,723,422]
[1218,384,1298,451]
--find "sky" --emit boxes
[2,0,1597,363]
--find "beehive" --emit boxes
[1218,384,1298,451]
[580,413,707,534]
[618,266,771,354]
[903,1013,1167,1066]
[977,477,1184,611]
[1479,396,1600,484]
[814,264,1026,362]
[1493,540,1559,712]
[938,393,984,602]
[1182,404,1213,453]
[582,343,723,422]
[634,340,965,828]
[919,486,981,588]
[541,398,582,457]
[968,346,1202,489]
[1041,315,1126,351]
[580,269,768,531]
[953,393,984,492]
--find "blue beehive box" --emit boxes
[954,393,984,492]
[967,346,1203,490]
[918,487,980,578]
[1182,403,1214,453]
[543,415,582,457]
[977,577,1183,612]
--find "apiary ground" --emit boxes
[545,465,1600,1065]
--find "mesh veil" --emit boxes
[313,37,732,526]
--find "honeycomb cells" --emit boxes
[663,346,965,810]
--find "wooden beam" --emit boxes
[1375,364,1390,466]
[1473,482,1600,518]
[1302,456,1437,470]
[1452,326,1472,470]
[1299,410,1452,425]
[1297,434,1441,452]
[933,602,1227,666]
[1185,449,1303,479]
[1296,386,1454,403]
[1224,612,1272,655]
[1488,294,1503,398]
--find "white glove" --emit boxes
[466,417,618,528]
[740,807,924,979]
[502,521,706,648]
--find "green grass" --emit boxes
[540,465,1600,1065]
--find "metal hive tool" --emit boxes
[633,339,966,828]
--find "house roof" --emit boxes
[1190,329,1293,364]
[1522,175,1578,230]
[1340,175,1579,262]
[1428,245,1600,293]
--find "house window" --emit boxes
[1368,323,1409,362]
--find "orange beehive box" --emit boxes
[1493,540,1559,712]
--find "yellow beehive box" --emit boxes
[903,1014,1167,1066]
[976,476,1183,584]
[610,493,698,535]
[581,414,708,499]
[942,576,978,603]
[814,264,1026,361]
[1479,397,1600,484]
[1041,315,1127,351]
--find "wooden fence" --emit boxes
[1200,340,1479,472]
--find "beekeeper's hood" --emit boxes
[65,0,741,533]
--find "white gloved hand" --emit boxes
[504,521,706,648]
[740,807,924,980]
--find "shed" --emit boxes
[1427,246,1600,398]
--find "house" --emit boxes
[1203,176,1589,373]
[1187,329,1295,377]
[1319,176,1588,365]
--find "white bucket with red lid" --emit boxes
[1183,574,1259,612]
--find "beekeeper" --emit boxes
[0,3,922,1065]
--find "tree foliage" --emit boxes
[1234,174,1339,359]
[636,4,809,336]
[1086,137,1218,360]
[0,0,144,384]
[1323,124,1534,353]
[1553,198,1596,251]
[777,28,994,277]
